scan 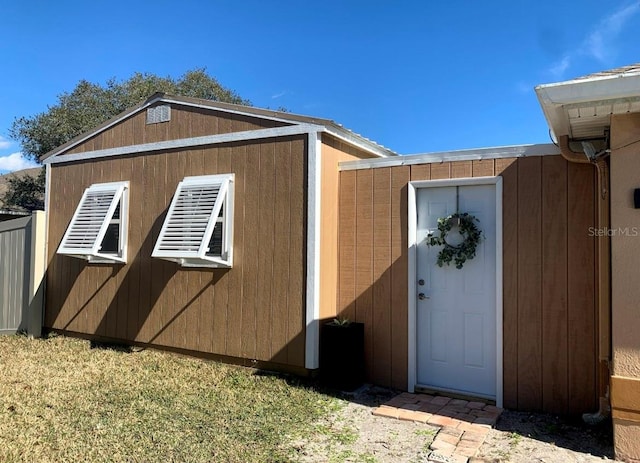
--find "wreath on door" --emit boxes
[426,212,482,269]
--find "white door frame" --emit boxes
[407,176,503,407]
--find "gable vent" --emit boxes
[146,104,171,124]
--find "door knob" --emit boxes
[418,293,429,300]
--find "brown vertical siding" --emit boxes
[355,169,374,375]
[389,167,410,390]
[337,156,598,413]
[286,137,307,367]
[256,141,276,360]
[541,156,569,414]
[338,171,357,322]
[319,135,376,322]
[63,104,289,155]
[567,163,597,414]
[46,135,308,369]
[496,158,519,408]
[371,167,392,386]
[271,141,292,364]
[516,157,543,411]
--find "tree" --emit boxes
[1,168,45,211]
[5,69,248,211]
[10,69,249,162]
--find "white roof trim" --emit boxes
[322,126,395,158]
[160,99,394,157]
[535,70,640,140]
[305,131,321,370]
[536,67,640,92]
[44,124,321,165]
[339,143,560,171]
[45,95,394,161]
[159,96,308,126]
[45,95,303,158]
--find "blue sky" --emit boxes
[0,0,638,172]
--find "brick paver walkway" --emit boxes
[372,392,502,463]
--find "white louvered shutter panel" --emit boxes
[58,182,128,260]
[153,174,233,267]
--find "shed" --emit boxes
[39,63,640,462]
[41,93,600,412]
[42,93,395,374]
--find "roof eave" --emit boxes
[42,93,396,161]
[535,72,640,141]
[40,93,165,161]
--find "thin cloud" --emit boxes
[548,56,571,78]
[0,152,40,172]
[271,91,286,99]
[515,81,532,94]
[542,2,639,79]
[584,2,639,62]
[0,135,11,150]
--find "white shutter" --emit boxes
[58,182,128,262]
[153,174,234,268]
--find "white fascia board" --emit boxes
[535,89,568,141]
[159,97,309,126]
[339,143,560,171]
[159,97,396,158]
[44,95,300,158]
[44,124,321,165]
[46,94,393,161]
[535,72,640,140]
[305,131,322,370]
[322,126,397,158]
[536,72,640,105]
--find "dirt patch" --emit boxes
[292,386,439,462]
[474,409,614,462]
[295,386,617,463]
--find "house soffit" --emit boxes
[535,64,640,141]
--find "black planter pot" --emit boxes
[319,321,365,391]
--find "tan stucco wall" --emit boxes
[610,112,640,377]
[614,420,640,463]
[610,112,640,462]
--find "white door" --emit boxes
[416,184,497,398]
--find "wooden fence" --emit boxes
[0,211,46,336]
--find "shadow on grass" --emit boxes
[252,369,402,407]
[89,340,134,353]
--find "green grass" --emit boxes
[0,334,338,463]
[508,431,523,447]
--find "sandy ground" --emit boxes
[292,387,439,462]
[294,385,617,463]
[475,409,615,463]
